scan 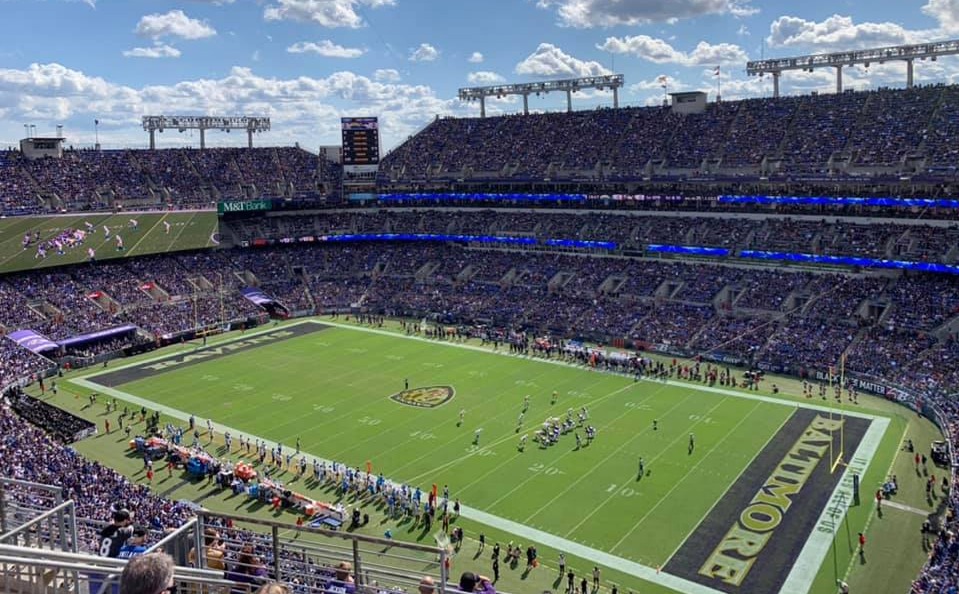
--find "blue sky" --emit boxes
[1,0,958,151]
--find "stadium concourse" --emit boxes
[4,83,959,593]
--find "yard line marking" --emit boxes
[525,388,705,527]
[452,385,662,496]
[125,213,169,256]
[386,365,579,479]
[661,405,794,565]
[480,385,673,513]
[882,500,929,516]
[403,382,638,486]
[608,399,760,552]
[156,212,194,255]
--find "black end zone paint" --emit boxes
[664,408,869,594]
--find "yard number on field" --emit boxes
[528,463,565,476]
[607,483,639,497]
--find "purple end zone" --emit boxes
[89,323,329,387]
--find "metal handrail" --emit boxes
[0,543,251,592]
[0,499,74,541]
[145,518,198,554]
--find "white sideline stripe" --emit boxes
[74,318,891,594]
[461,504,725,594]
[779,416,889,594]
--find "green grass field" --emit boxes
[44,318,943,594]
[0,211,218,273]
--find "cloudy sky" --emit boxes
[2,0,959,152]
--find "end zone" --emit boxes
[87,322,329,387]
[664,408,886,593]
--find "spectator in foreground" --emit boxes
[119,552,175,594]
[458,571,496,593]
[418,575,436,593]
[255,584,291,594]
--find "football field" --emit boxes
[0,211,218,273]
[69,320,899,594]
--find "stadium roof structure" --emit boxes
[141,115,271,150]
[746,39,959,96]
[458,74,624,117]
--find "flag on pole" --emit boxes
[713,65,721,76]
[656,75,668,88]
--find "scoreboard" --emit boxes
[341,117,380,166]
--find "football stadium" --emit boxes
[4,4,959,594]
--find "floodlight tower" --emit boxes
[458,74,625,117]
[141,115,271,149]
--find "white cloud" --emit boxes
[373,68,400,82]
[263,0,395,29]
[467,71,506,85]
[515,43,611,77]
[122,44,182,59]
[536,0,757,28]
[135,10,216,40]
[0,62,464,151]
[599,35,747,66]
[767,14,920,50]
[252,50,261,62]
[189,0,236,4]
[287,40,365,58]
[923,0,959,34]
[409,43,439,62]
[737,24,749,36]
[468,52,484,63]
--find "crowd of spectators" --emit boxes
[0,147,329,213]
[0,403,194,553]
[2,238,959,591]
[224,210,959,265]
[4,86,959,216]
[381,84,959,184]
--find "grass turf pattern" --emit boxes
[60,320,937,594]
[0,211,218,273]
[108,325,799,567]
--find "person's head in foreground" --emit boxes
[119,552,175,594]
